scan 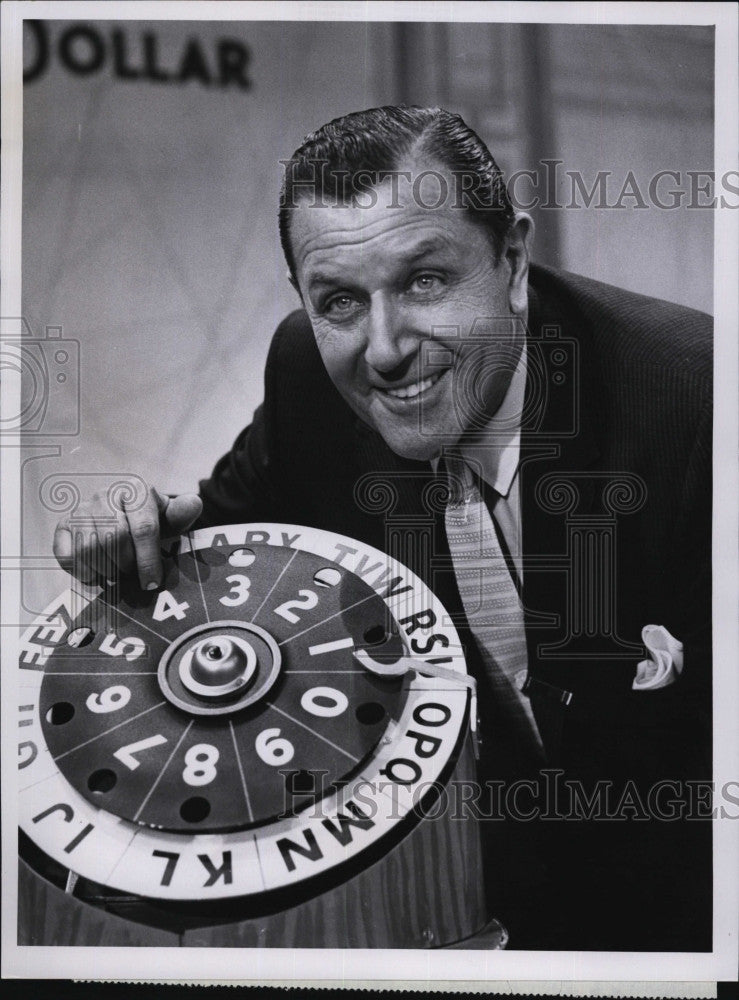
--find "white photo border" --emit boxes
[1,0,737,988]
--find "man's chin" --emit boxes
[379,431,450,463]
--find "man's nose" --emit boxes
[363,296,417,375]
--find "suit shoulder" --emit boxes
[263,308,354,432]
[529,264,712,387]
[267,309,325,375]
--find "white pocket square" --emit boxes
[632,624,684,690]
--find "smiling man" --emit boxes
[54,106,713,951]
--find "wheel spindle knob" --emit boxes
[178,634,257,700]
[191,637,244,687]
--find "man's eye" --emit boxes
[325,294,357,315]
[409,274,442,293]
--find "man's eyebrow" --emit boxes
[403,238,450,263]
[306,238,451,293]
[307,272,346,292]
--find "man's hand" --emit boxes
[53,487,203,591]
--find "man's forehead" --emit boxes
[290,196,476,278]
[293,208,459,256]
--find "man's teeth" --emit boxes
[384,372,441,399]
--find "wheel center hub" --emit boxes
[158,621,281,716]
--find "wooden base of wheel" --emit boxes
[20,731,492,949]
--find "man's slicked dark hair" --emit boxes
[278,105,516,285]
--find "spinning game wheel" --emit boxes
[17,524,489,948]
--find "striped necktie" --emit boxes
[443,454,544,764]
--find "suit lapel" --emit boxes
[520,282,601,653]
[349,419,436,554]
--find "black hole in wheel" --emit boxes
[363,625,388,645]
[180,796,211,823]
[286,769,319,796]
[88,768,117,794]
[46,702,75,725]
[67,627,94,648]
[355,701,386,725]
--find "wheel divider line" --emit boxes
[278,593,377,645]
[229,719,255,824]
[264,701,360,763]
[252,832,267,891]
[248,548,299,624]
[187,534,212,623]
[104,827,142,883]
[20,761,67,793]
[133,719,194,823]
[53,700,169,760]
[96,596,170,644]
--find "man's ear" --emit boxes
[505,212,534,316]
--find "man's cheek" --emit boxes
[312,337,353,393]
[311,321,331,349]
[312,321,357,358]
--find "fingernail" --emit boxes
[146,581,158,591]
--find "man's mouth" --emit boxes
[378,371,445,400]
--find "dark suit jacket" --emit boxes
[197,263,712,951]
